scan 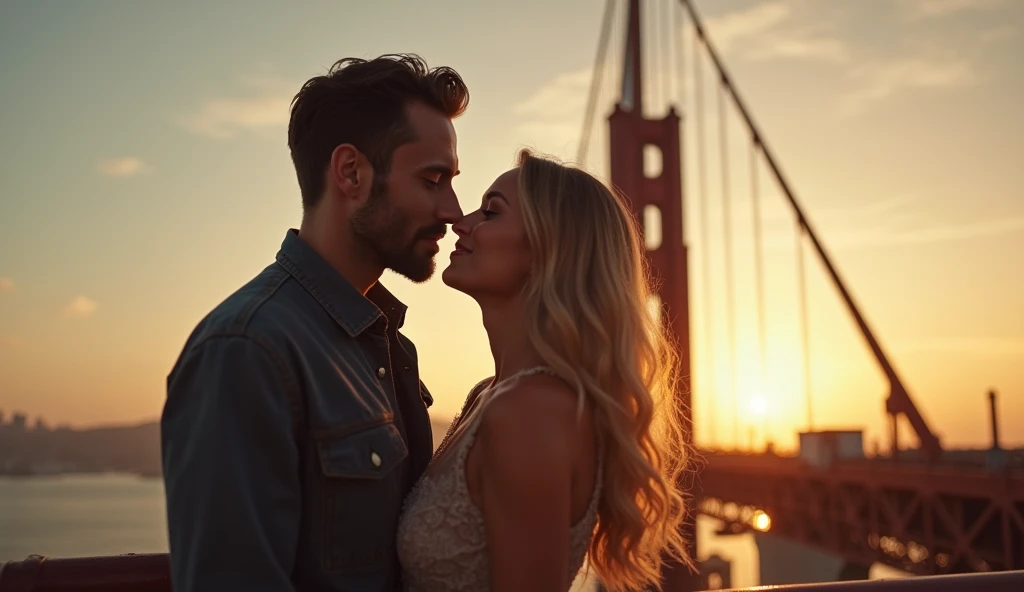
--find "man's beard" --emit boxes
[350,187,446,283]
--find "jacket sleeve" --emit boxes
[161,335,301,592]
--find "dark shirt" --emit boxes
[161,229,434,591]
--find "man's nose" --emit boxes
[437,188,463,224]
[451,214,471,237]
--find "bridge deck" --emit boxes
[697,452,1024,575]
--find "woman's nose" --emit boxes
[452,212,475,237]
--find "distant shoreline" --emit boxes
[0,469,162,480]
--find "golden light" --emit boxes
[748,392,768,416]
[753,510,772,532]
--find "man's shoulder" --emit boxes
[181,262,308,353]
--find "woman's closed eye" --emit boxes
[482,208,498,218]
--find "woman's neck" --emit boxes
[478,297,545,383]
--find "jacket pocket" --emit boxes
[317,420,409,572]
[317,419,408,478]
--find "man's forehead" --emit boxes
[400,102,459,173]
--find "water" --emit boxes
[0,474,169,560]
[0,474,760,588]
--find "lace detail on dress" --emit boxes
[397,367,603,591]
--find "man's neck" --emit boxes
[298,215,381,295]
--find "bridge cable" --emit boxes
[796,223,814,431]
[667,0,678,107]
[576,0,617,167]
[750,140,768,444]
[692,25,717,448]
[718,80,740,449]
[664,0,672,112]
[675,0,685,110]
[650,0,662,116]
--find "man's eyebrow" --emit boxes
[421,164,459,177]
[484,190,507,203]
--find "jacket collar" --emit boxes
[275,229,407,336]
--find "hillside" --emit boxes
[0,415,454,477]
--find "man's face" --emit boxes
[350,101,462,283]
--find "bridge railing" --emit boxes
[2,553,1023,591]
[717,570,1024,591]
[0,554,170,592]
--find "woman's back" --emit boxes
[396,367,603,591]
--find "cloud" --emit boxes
[881,216,1024,245]
[0,277,13,293]
[805,215,1024,250]
[98,157,152,177]
[749,36,850,63]
[61,296,98,319]
[703,1,792,51]
[510,68,591,158]
[702,2,850,64]
[178,75,297,140]
[838,56,975,116]
[755,196,1024,251]
[894,337,1024,357]
[979,25,1017,45]
[903,0,1006,20]
[513,68,591,120]
[1,335,24,349]
[816,194,1024,247]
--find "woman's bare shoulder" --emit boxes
[475,373,591,478]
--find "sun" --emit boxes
[748,392,768,416]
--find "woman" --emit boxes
[397,150,691,591]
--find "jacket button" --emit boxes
[370,452,382,468]
[377,367,386,378]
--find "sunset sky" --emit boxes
[1,0,1021,452]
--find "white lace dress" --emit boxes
[396,367,603,591]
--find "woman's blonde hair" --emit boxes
[515,149,693,590]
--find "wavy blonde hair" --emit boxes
[515,149,693,590]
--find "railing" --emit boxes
[1,553,1022,591]
[0,554,169,592]
[718,570,1024,591]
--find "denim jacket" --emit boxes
[161,229,434,591]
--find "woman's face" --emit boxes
[442,168,532,299]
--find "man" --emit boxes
[160,54,469,591]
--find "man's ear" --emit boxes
[328,144,373,203]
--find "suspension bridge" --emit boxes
[0,1,1022,591]
[576,0,1024,588]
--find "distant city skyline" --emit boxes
[1,0,1022,451]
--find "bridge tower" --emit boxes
[609,1,698,589]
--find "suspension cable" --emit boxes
[750,142,767,403]
[693,28,715,448]
[652,0,663,115]
[676,0,685,109]
[662,0,673,112]
[795,222,813,431]
[576,0,617,166]
[718,82,739,449]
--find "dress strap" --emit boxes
[432,366,556,466]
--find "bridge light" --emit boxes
[752,510,771,531]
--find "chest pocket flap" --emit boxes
[317,421,409,479]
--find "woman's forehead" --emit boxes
[486,168,520,197]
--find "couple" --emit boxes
[160,54,691,592]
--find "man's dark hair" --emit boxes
[287,54,470,210]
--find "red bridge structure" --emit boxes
[592,0,1024,589]
[2,1,1022,591]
